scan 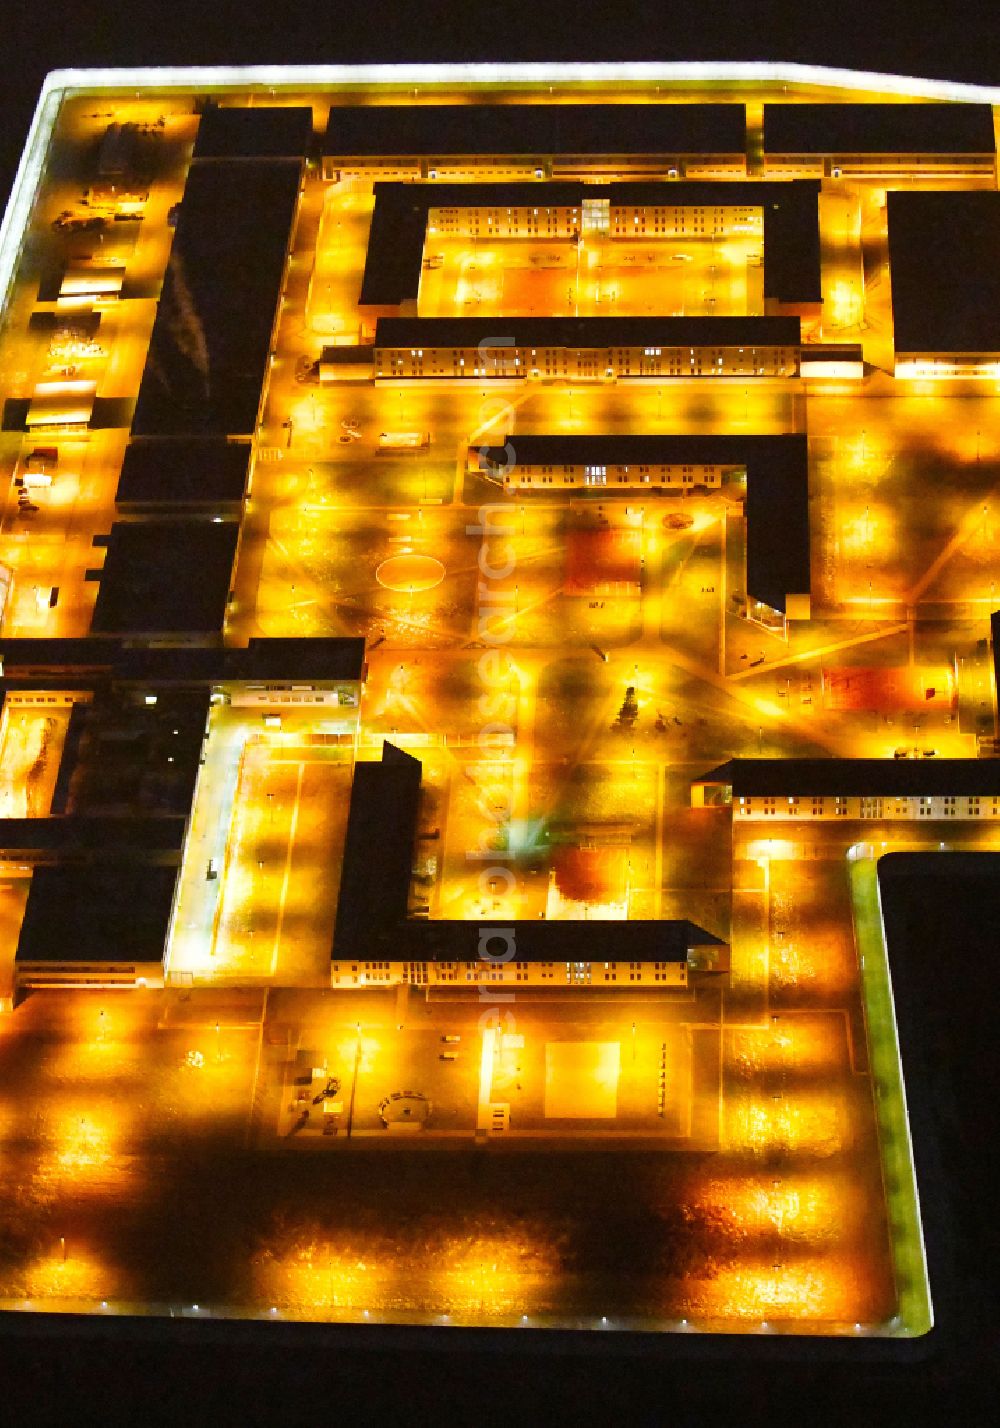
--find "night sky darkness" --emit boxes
[3,0,1000,209]
[1,2,999,1422]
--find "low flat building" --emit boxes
[14,861,180,988]
[331,742,728,985]
[90,519,240,638]
[798,343,865,381]
[48,687,210,819]
[361,179,821,310]
[0,635,366,709]
[324,102,747,179]
[887,191,1000,378]
[330,943,714,992]
[478,432,784,490]
[131,158,302,437]
[992,611,1000,741]
[118,641,366,711]
[477,434,811,619]
[692,757,1000,820]
[0,814,186,863]
[762,102,996,177]
[115,438,251,515]
[192,103,313,161]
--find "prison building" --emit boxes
[131,145,303,439]
[112,638,366,712]
[323,102,747,180]
[361,178,821,313]
[992,611,1000,743]
[89,519,241,639]
[328,962,699,991]
[192,103,314,162]
[691,758,1000,820]
[762,102,996,178]
[333,740,424,954]
[0,635,366,713]
[477,440,740,491]
[330,922,731,990]
[373,316,802,381]
[115,438,252,516]
[425,184,584,240]
[0,817,187,991]
[477,433,811,620]
[476,432,793,490]
[12,862,183,990]
[0,636,368,994]
[330,742,729,985]
[887,190,1000,379]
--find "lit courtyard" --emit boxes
[0,64,996,1336]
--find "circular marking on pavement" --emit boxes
[376,552,445,593]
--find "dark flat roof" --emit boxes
[360,186,435,307]
[28,310,101,336]
[0,816,186,855]
[888,190,1000,354]
[382,919,720,963]
[115,637,367,684]
[763,102,996,156]
[326,103,746,158]
[760,183,822,304]
[131,160,301,437]
[91,520,239,635]
[743,433,810,612]
[333,741,423,954]
[480,432,794,467]
[2,397,30,431]
[992,611,1000,735]
[375,315,801,349]
[116,439,251,509]
[361,179,820,307]
[697,757,1000,797]
[0,637,122,673]
[193,105,313,160]
[16,862,179,964]
[51,688,209,819]
[0,636,367,684]
[876,853,1000,1356]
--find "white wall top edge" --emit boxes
[3,60,998,328]
[34,60,1000,104]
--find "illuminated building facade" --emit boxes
[693,758,1000,819]
[372,316,802,380]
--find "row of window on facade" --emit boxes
[396,346,763,360]
[427,204,759,228]
[377,347,789,377]
[736,795,1000,817]
[578,467,719,487]
[331,959,681,974]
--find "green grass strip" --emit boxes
[849,852,933,1337]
